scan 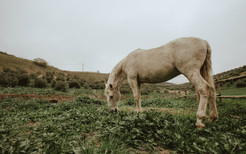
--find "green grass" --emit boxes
[1,91,246,153]
[220,82,246,95]
[220,87,246,95]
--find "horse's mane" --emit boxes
[108,58,126,86]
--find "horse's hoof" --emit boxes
[209,116,218,122]
[197,125,205,129]
[196,119,205,128]
[209,113,218,122]
[135,108,143,113]
[196,122,205,128]
[110,108,118,112]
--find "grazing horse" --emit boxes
[105,37,218,128]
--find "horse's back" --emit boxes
[122,37,208,83]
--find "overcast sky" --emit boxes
[0,0,246,83]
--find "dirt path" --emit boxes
[0,94,75,103]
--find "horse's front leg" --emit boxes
[128,76,142,112]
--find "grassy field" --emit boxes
[1,87,246,153]
[220,83,246,96]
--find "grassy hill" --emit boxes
[216,65,246,80]
[0,51,108,82]
[0,51,60,74]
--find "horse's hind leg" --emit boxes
[127,76,142,112]
[208,84,218,122]
[185,71,211,128]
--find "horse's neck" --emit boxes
[108,71,123,87]
[108,60,125,87]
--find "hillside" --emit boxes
[0,51,108,81]
[0,51,60,74]
[216,65,246,80]
[65,71,109,82]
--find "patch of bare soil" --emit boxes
[0,94,75,103]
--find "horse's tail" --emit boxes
[201,40,215,89]
[196,40,215,103]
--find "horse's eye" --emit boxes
[110,96,113,99]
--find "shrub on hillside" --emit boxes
[30,72,41,79]
[3,67,15,73]
[236,79,246,88]
[67,74,80,82]
[46,71,54,83]
[83,82,90,89]
[56,73,66,81]
[0,68,19,87]
[69,80,80,88]
[89,80,104,89]
[0,72,18,87]
[79,78,86,86]
[13,69,30,86]
[34,78,47,88]
[54,81,67,92]
[33,58,47,68]
[0,68,31,87]
[17,73,30,86]
[51,80,56,88]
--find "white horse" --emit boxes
[105,37,218,128]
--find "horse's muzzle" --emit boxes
[110,108,118,112]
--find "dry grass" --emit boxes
[0,52,59,74]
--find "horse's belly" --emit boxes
[138,66,180,83]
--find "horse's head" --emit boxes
[105,83,120,112]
